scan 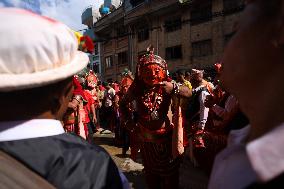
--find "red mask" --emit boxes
[137,46,168,86]
[86,74,97,89]
[140,64,166,86]
[121,77,133,94]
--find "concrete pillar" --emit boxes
[211,0,224,63]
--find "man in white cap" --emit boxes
[0,8,128,189]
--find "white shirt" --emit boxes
[209,123,284,189]
[193,85,210,129]
[104,87,116,107]
[0,119,64,141]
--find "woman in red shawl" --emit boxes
[85,71,99,131]
[63,75,94,141]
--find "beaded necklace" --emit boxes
[141,86,163,120]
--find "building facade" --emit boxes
[94,0,244,81]
[95,5,129,82]
[81,6,103,78]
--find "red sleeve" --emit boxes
[84,91,95,105]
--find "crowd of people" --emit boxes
[1,0,284,188]
[61,43,249,188]
[61,70,131,142]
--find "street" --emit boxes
[94,133,209,189]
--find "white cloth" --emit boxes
[0,119,64,142]
[199,90,209,129]
[0,8,88,92]
[209,123,284,189]
[104,88,116,107]
[193,85,210,129]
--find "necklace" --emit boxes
[141,87,163,120]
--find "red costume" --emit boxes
[63,76,93,141]
[85,71,99,107]
[119,71,138,159]
[121,47,180,189]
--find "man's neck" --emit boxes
[0,111,55,122]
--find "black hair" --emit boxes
[0,77,72,120]
[185,71,191,77]
[176,69,185,76]
[102,81,109,87]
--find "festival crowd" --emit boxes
[62,47,249,188]
[1,1,284,188]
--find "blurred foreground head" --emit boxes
[0,8,88,121]
[221,0,284,129]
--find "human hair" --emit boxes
[176,69,185,77]
[102,82,109,87]
[0,78,72,120]
[185,71,190,77]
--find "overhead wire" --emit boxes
[81,4,244,43]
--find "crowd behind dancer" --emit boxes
[116,70,138,158]
[100,82,116,134]
[74,49,251,188]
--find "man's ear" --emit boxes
[53,79,73,103]
[52,79,73,119]
[63,81,74,100]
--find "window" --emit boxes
[118,51,128,65]
[137,27,149,42]
[164,17,182,32]
[190,1,212,25]
[117,26,128,37]
[105,56,113,68]
[192,40,212,57]
[93,64,99,73]
[130,0,145,7]
[165,45,182,60]
[223,0,243,14]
